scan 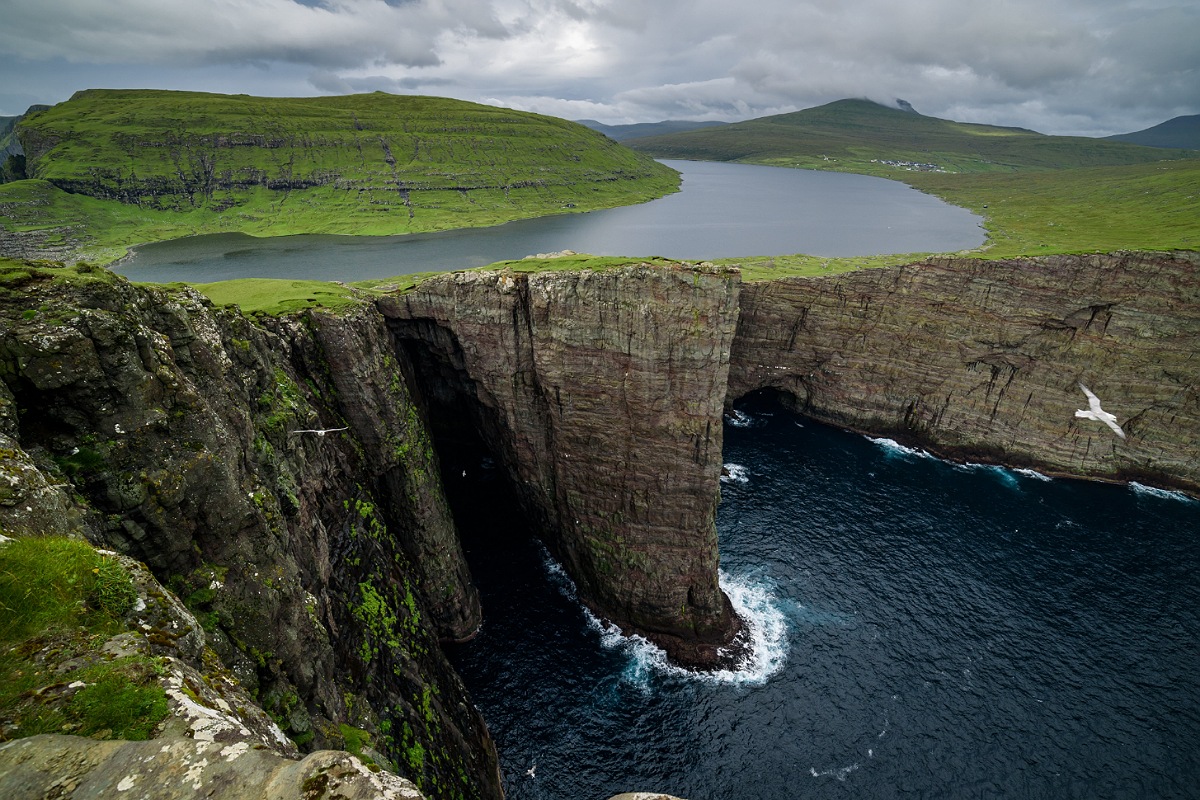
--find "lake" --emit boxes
[113,160,984,283]
[445,397,1200,800]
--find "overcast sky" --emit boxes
[1,0,1196,136]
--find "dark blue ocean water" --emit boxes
[446,399,1200,800]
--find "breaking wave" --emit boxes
[866,436,934,460]
[1130,482,1196,503]
[540,547,788,687]
[721,463,749,484]
[725,409,765,428]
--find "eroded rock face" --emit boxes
[730,252,1200,493]
[0,274,498,800]
[382,264,743,665]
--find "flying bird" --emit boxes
[1075,384,1125,440]
[525,764,536,778]
[289,426,349,437]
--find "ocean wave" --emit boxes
[866,436,933,460]
[957,462,1020,488]
[1014,468,1053,482]
[721,463,749,484]
[1130,482,1196,503]
[725,409,765,428]
[586,571,789,687]
[538,545,789,686]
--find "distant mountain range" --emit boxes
[618,98,1198,174]
[575,119,728,142]
[1106,115,1199,150]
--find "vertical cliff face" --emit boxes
[3,251,1198,799]
[380,264,743,665]
[730,251,1200,493]
[0,270,499,800]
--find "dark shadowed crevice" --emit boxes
[389,324,544,598]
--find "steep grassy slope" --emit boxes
[1,89,678,262]
[628,99,1197,175]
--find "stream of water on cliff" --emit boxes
[446,396,1200,800]
[113,160,984,283]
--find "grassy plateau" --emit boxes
[1,93,1196,304]
[0,89,678,263]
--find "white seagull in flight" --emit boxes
[1075,384,1125,440]
[289,426,349,437]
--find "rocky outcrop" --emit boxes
[381,263,743,666]
[0,537,423,799]
[0,736,423,800]
[0,269,498,800]
[730,251,1200,493]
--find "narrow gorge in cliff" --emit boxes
[1,250,1197,798]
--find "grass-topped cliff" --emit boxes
[0,89,678,263]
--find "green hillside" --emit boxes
[1106,115,1200,150]
[575,119,728,142]
[628,99,1197,175]
[0,89,678,263]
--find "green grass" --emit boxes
[0,535,168,742]
[2,89,679,264]
[629,98,1198,176]
[719,252,947,281]
[181,277,364,316]
[906,159,1200,258]
[0,256,117,300]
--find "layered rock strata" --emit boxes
[730,251,1200,493]
[381,264,743,665]
[0,272,498,800]
[1,251,1197,800]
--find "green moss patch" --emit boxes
[0,536,168,742]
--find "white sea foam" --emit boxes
[538,544,789,686]
[958,462,1020,488]
[725,410,764,428]
[721,463,749,484]
[866,436,933,460]
[1014,468,1053,482]
[582,571,789,687]
[1130,482,1196,503]
[810,762,861,781]
[540,548,579,600]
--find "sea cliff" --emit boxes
[1,251,1197,798]
[730,251,1200,492]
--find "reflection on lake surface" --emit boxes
[114,160,984,283]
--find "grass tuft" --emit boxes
[0,536,168,742]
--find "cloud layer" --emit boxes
[2,0,1197,135]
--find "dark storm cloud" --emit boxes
[0,0,1195,135]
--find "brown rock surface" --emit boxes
[382,263,743,665]
[730,252,1200,493]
